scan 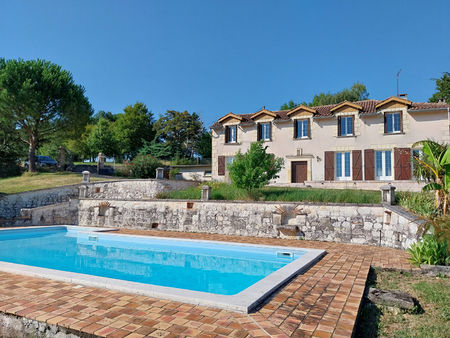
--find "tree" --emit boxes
[429,72,450,103]
[228,141,284,198]
[114,102,154,159]
[92,110,117,123]
[281,82,369,110]
[195,131,212,159]
[153,110,203,158]
[138,139,172,159]
[0,115,25,177]
[87,118,118,157]
[412,140,450,215]
[0,59,92,171]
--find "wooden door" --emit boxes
[291,161,307,183]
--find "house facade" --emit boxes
[211,96,450,189]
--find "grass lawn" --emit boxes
[157,182,381,204]
[0,172,113,195]
[355,269,450,338]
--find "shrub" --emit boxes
[396,191,440,219]
[169,168,180,180]
[0,162,21,178]
[129,155,161,179]
[408,235,450,266]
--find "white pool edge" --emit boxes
[0,226,326,313]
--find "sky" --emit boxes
[1,0,449,127]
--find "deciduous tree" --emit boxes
[429,72,450,103]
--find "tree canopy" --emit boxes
[153,110,203,158]
[281,82,369,110]
[0,58,92,171]
[87,118,118,157]
[429,72,450,103]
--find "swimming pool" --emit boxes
[0,226,325,312]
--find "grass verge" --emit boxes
[355,268,450,338]
[0,172,112,195]
[157,182,381,204]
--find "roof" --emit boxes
[211,99,450,129]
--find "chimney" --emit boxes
[438,98,446,104]
[399,93,408,100]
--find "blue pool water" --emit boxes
[0,227,306,295]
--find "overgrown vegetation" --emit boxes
[0,172,110,194]
[157,182,380,203]
[128,155,161,179]
[408,235,449,266]
[396,191,439,219]
[355,269,450,338]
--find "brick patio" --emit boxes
[0,229,415,337]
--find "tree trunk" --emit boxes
[28,134,38,172]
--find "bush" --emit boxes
[0,162,21,178]
[169,168,180,180]
[129,155,161,179]
[408,235,450,266]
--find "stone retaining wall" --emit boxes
[18,200,79,226]
[78,199,423,250]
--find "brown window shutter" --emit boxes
[307,119,311,138]
[293,120,298,139]
[218,156,225,176]
[337,117,341,136]
[235,126,238,143]
[324,151,335,181]
[351,116,354,135]
[257,124,261,141]
[383,113,387,134]
[269,123,272,141]
[352,150,362,180]
[225,127,229,143]
[394,147,411,180]
[364,149,375,180]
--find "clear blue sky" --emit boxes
[1,0,449,127]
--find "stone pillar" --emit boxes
[97,152,105,174]
[58,146,66,170]
[156,167,165,180]
[82,170,90,183]
[201,185,211,201]
[79,185,88,198]
[380,184,396,205]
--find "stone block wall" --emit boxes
[18,200,79,226]
[78,199,422,250]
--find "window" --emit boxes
[258,122,271,141]
[336,152,351,180]
[385,112,402,133]
[227,156,234,165]
[225,125,237,143]
[295,119,309,139]
[338,116,354,136]
[375,150,393,180]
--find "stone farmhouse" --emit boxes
[211,96,450,190]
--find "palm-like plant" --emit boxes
[412,140,450,215]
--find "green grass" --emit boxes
[157,182,381,204]
[355,269,450,338]
[396,191,439,219]
[0,172,113,195]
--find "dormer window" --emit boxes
[338,116,354,136]
[294,119,310,139]
[257,122,271,141]
[385,112,402,134]
[225,125,237,143]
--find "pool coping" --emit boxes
[0,225,325,313]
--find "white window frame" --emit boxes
[335,151,352,181]
[296,119,309,139]
[339,116,354,136]
[385,112,401,134]
[225,125,237,144]
[260,122,271,141]
[375,150,393,180]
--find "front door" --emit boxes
[291,161,307,183]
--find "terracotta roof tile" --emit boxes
[211,99,450,128]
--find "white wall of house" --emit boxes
[211,100,449,185]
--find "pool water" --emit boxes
[0,227,307,295]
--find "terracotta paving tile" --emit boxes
[0,229,414,338]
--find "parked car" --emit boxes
[24,155,58,168]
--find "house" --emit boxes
[210,96,450,191]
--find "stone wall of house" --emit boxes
[0,179,197,220]
[0,186,79,219]
[79,179,197,200]
[78,199,422,250]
